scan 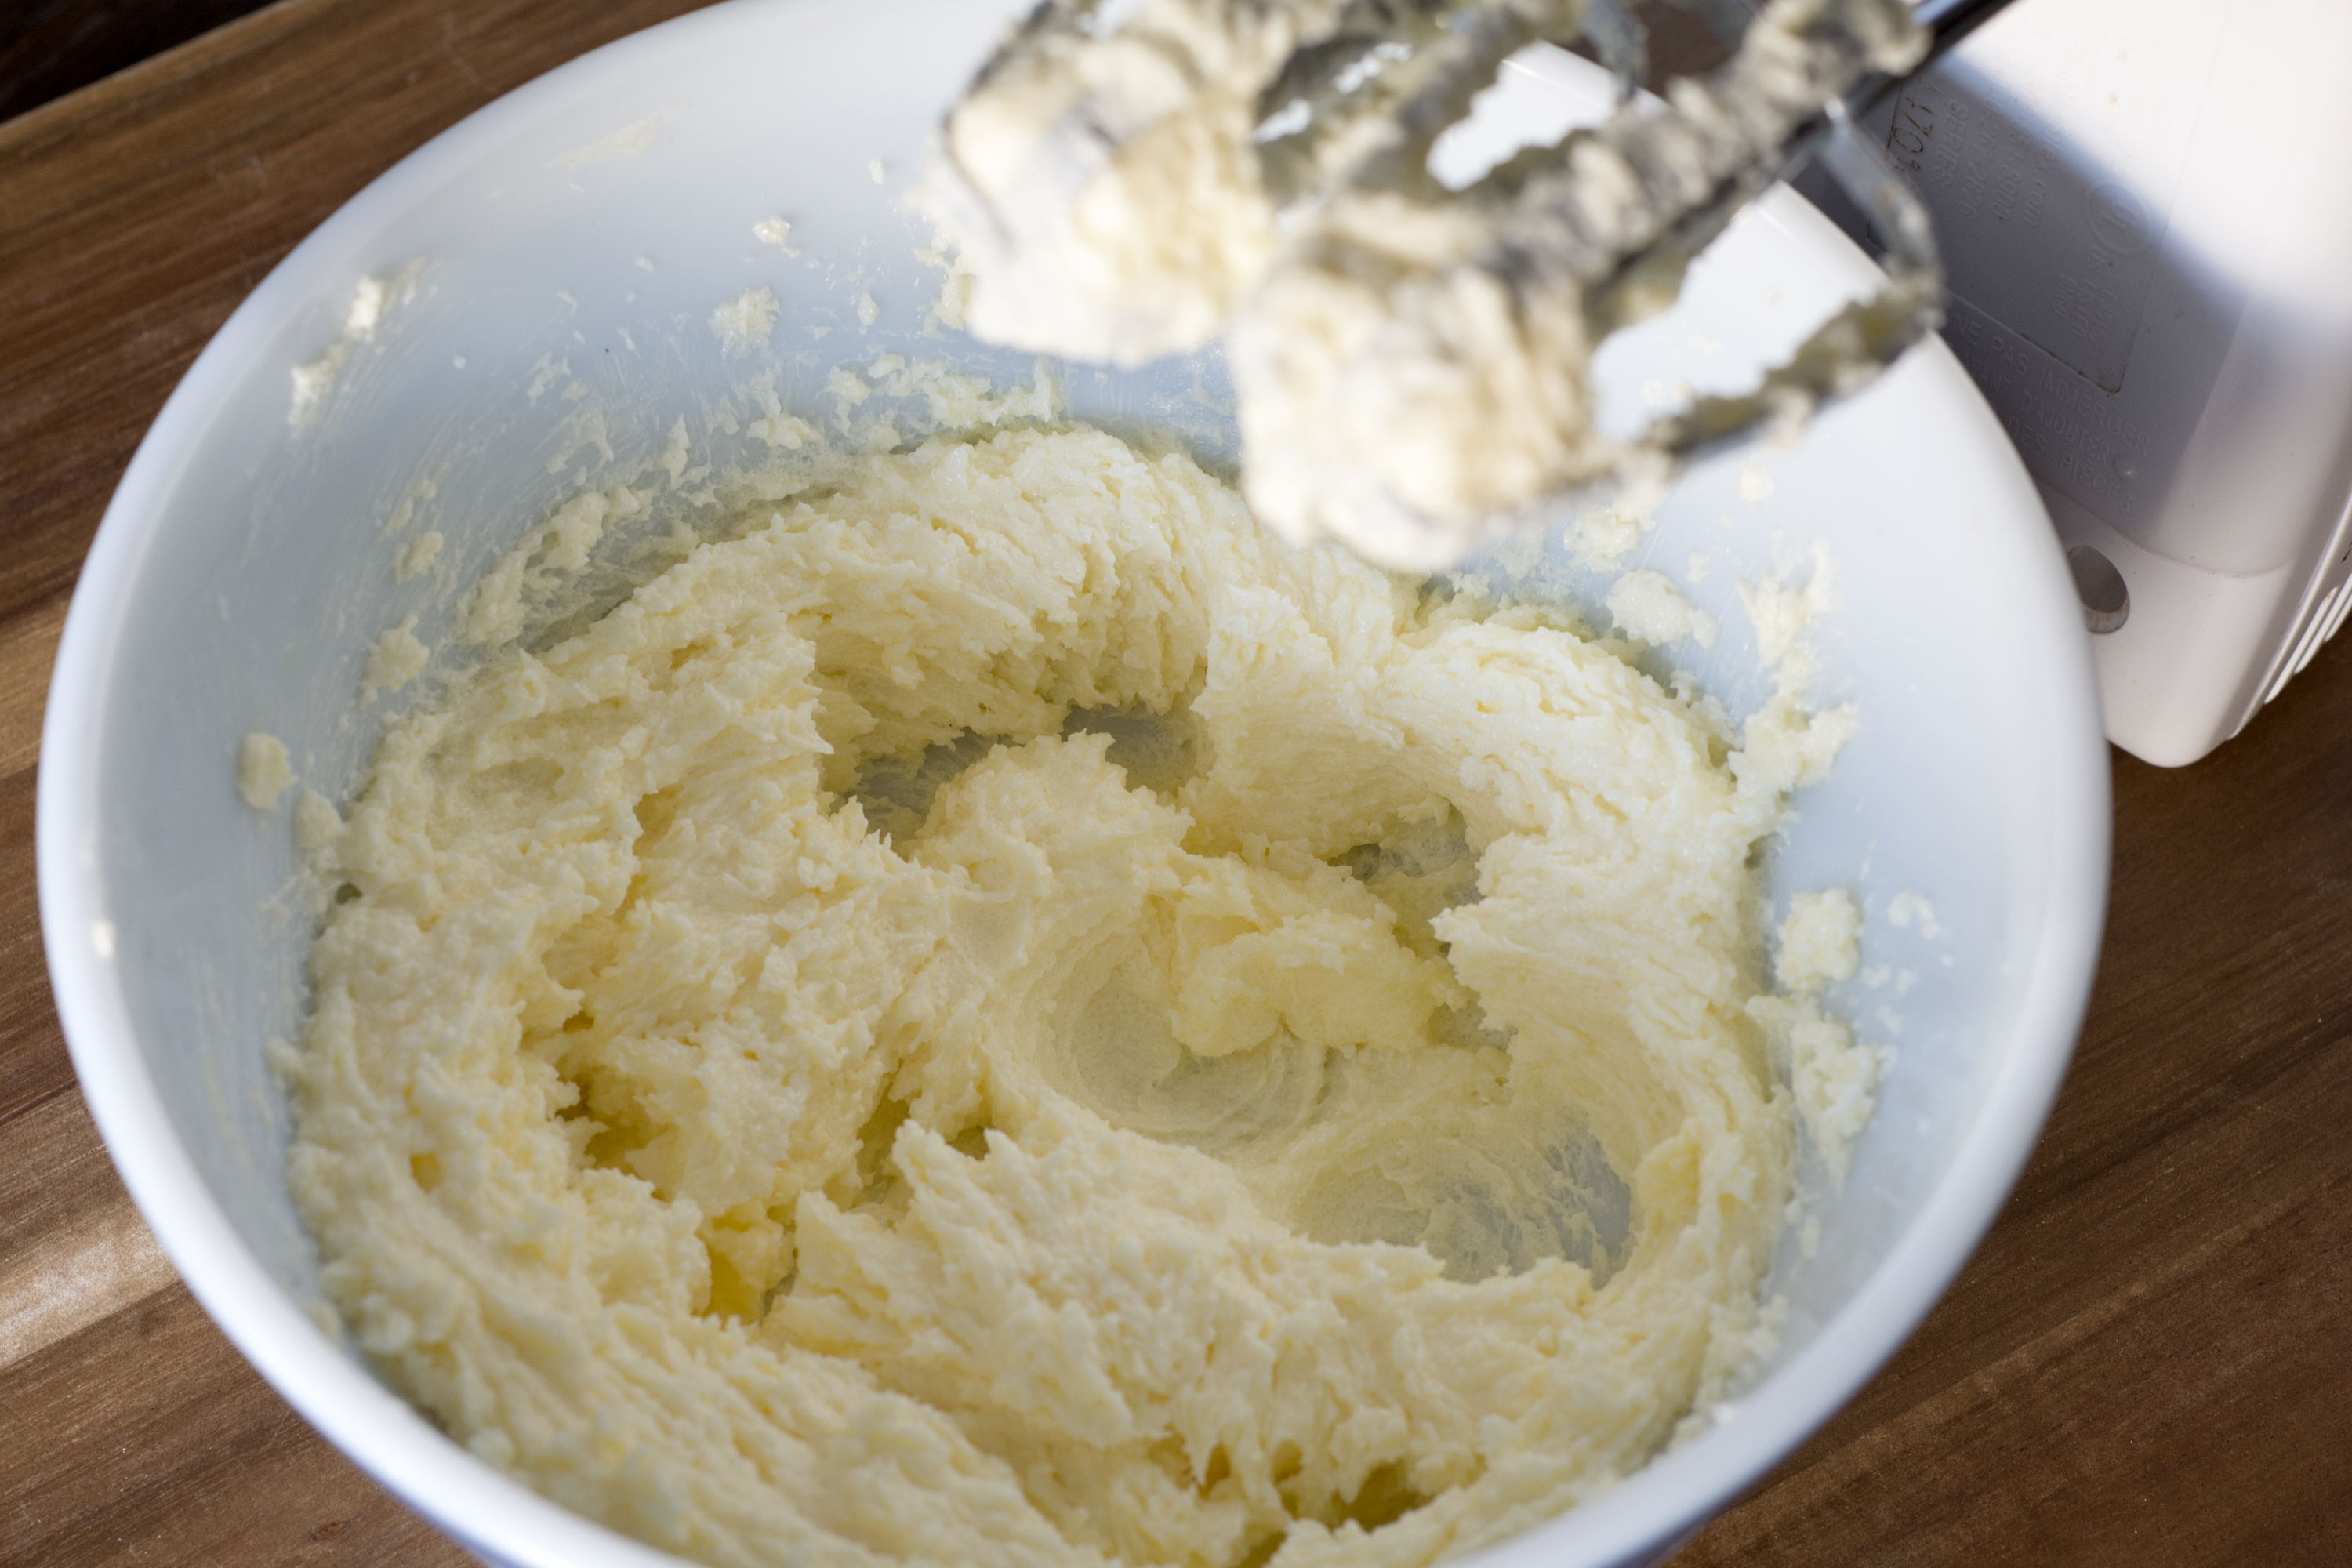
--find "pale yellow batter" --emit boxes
[285,425,1853,1568]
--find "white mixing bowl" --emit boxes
[36,2,2109,1565]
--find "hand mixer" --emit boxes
[924,0,2015,570]
[1808,0,2352,766]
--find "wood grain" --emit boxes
[2,2,2349,1565]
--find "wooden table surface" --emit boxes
[4,2,2349,1563]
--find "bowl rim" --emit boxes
[35,2,2113,1565]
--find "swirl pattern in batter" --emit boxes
[286,424,1847,1568]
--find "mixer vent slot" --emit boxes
[2263,575,2352,707]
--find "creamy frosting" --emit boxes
[285,425,1853,1567]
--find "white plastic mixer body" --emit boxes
[1809,0,2352,765]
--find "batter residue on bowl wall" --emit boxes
[281,423,1864,1567]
